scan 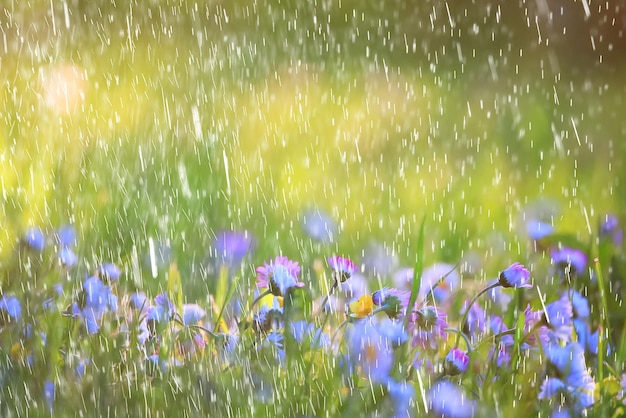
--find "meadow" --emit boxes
[1,1,625,416]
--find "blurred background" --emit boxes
[1,0,624,296]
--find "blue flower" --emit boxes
[146,293,175,323]
[99,263,122,282]
[301,208,337,243]
[498,262,532,288]
[130,292,148,310]
[526,219,554,240]
[55,224,76,246]
[43,380,55,411]
[182,304,206,326]
[23,227,45,251]
[58,247,78,267]
[543,294,573,329]
[75,276,118,334]
[543,342,596,409]
[348,319,395,384]
[387,380,414,418]
[428,380,476,418]
[444,348,469,375]
[551,247,587,276]
[0,296,21,323]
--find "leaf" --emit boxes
[404,216,425,330]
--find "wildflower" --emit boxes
[253,299,283,333]
[182,304,206,326]
[428,380,476,418]
[58,246,78,268]
[301,208,337,243]
[99,263,122,283]
[55,224,76,246]
[375,318,408,348]
[409,306,448,350]
[0,296,22,324]
[340,273,370,300]
[23,227,46,251]
[348,294,374,318]
[522,305,550,347]
[462,302,488,338]
[328,256,357,283]
[444,348,469,376]
[498,262,532,289]
[130,292,148,310]
[542,294,573,330]
[526,219,554,240]
[348,319,394,384]
[44,380,55,411]
[372,287,410,319]
[146,293,175,323]
[600,214,623,246]
[74,276,118,334]
[214,230,255,269]
[542,341,596,410]
[387,380,414,418]
[567,289,590,319]
[551,247,587,276]
[256,257,303,297]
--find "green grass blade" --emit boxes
[404,216,425,330]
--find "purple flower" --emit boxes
[301,208,337,243]
[0,296,21,323]
[256,257,303,297]
[214,230,255,269]
[428,380,476,418]
[328,256,357,282]
[23,227,45,251]
[409,306,448,350]
[551,247,587,276]
[600,214,623,246]
[444,348,469,375]
[372,287,410,319]
[498,262,532,289]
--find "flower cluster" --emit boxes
[0,214,624,417]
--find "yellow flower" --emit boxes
[349,295,374,318]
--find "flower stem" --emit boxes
[316,279,339,316]
[455,282,500,348]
